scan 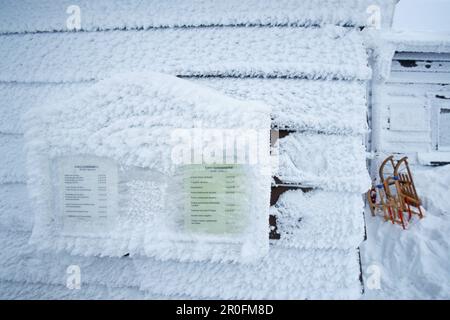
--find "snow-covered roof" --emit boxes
[0,0,398,34]
[383,31,450,53]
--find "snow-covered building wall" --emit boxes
[370,32,450,169]
[0,0,398,299]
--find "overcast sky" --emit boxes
[393,0,450,32]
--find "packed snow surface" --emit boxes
[361,165,450,299]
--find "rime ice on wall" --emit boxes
[0,0,397,33]
[0,79,368,136]
[23,72,271,263]
[367,30,450,166]
[0,229,362,299]
[0,0,376,298]
[0,27,371,83]
[276,133,371,192]
[272,190,365,249]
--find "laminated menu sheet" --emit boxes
[53,156,118,235]
[183,164,247,234]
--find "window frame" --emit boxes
[431,96,450,152]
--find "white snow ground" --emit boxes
[361,165,450,299]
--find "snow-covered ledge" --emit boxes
[418,152,450,165]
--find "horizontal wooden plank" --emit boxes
[0,0,395,34]
[0,27,370,83]
[0,79,368,135]
[418,151,450,165]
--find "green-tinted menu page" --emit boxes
[183,164,247,234]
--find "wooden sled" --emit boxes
[383,176,409,229]
[367,155,424,229]
[367,180,407,229]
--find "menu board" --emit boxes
[55,156,118,234]
[183,164,247,234]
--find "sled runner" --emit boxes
[379,155,396,184]
[383,176,408,229]
[394,157,424,219]
[367,181,407,229]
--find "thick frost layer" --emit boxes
[0,0,397,33]
[276,133,371,192]
[0,134,26,183]
[0,229,362,299]
[0,184,33,232]
[0,82,90,134]
[135,247,362,299]
[193,78,368,134]
[3,182,365,252]
[0,79,367,135]
[272,190,365,249]
[23,72,271,263]
[0,281,149,300]
[0,27,371,83]
[1,131,372,186]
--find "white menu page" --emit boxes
[55,156,118,235]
